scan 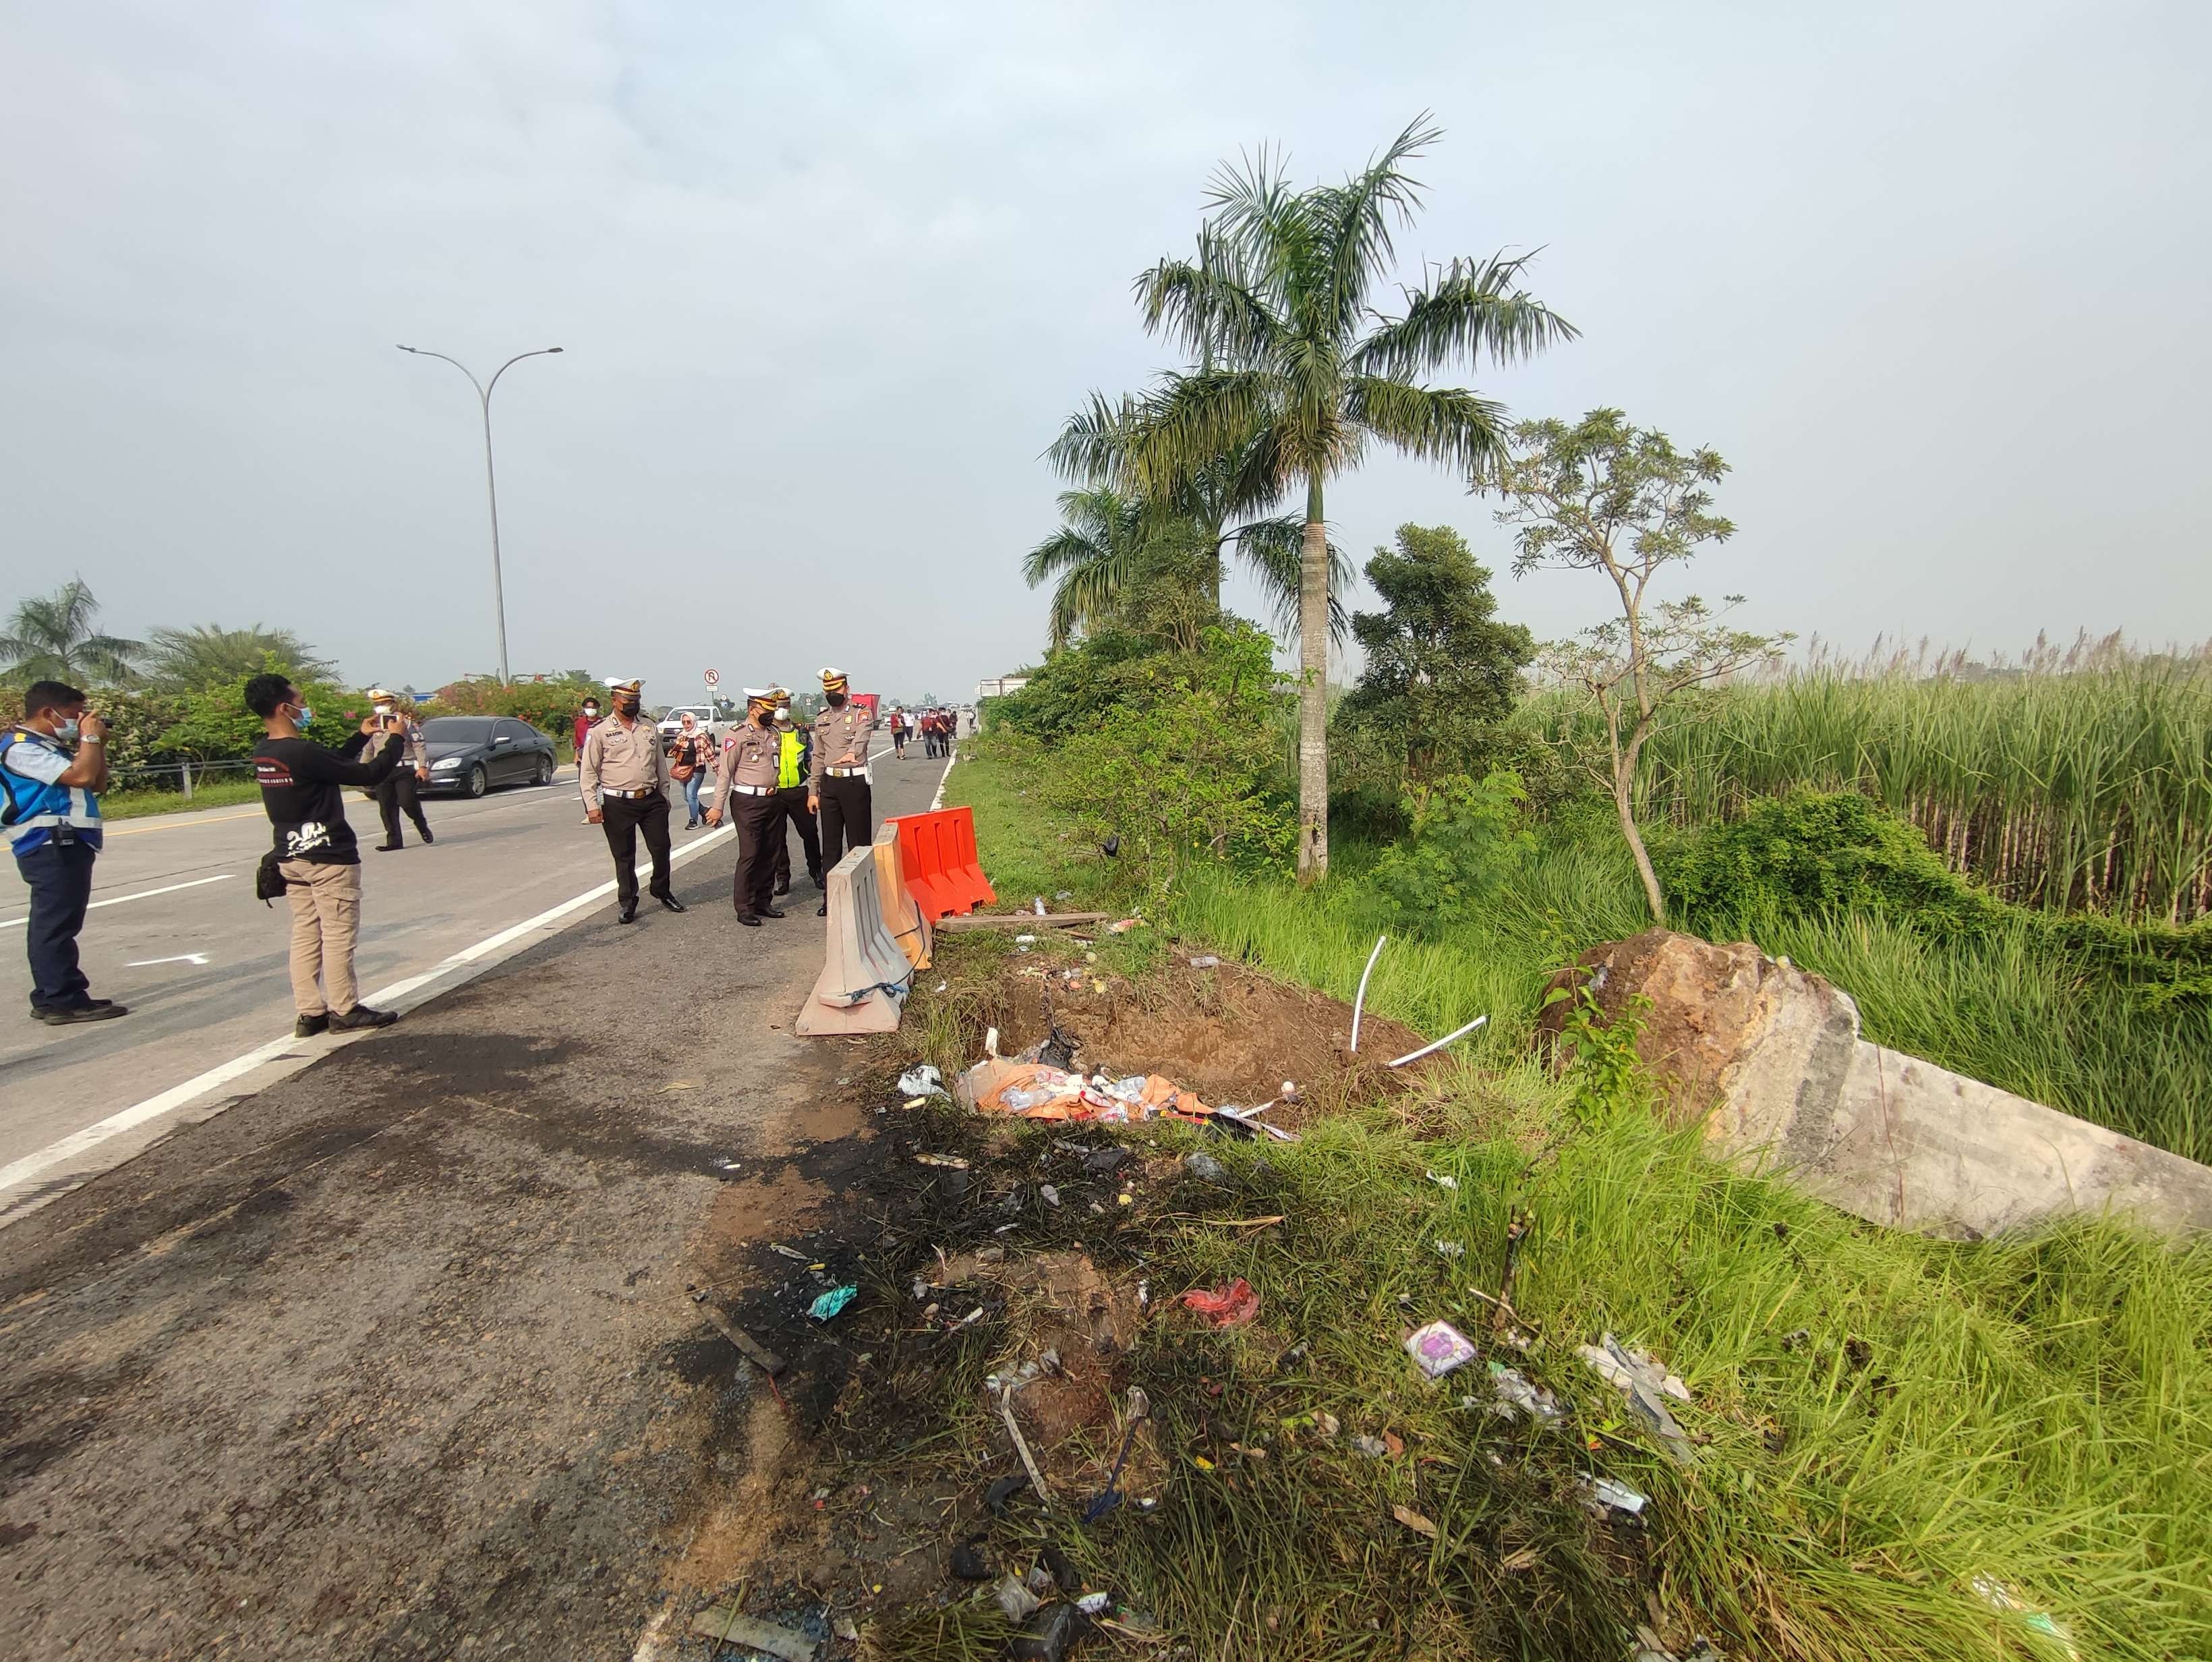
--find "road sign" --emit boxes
[703,668,720,687]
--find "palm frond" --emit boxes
[1047,391,1140,484]
[1351,252,1579,379]
[1113,370,1279,505]
[1229,516,1353,646]
[1134,236,1278,368]
[1311,113,1445,341]
[1345,376,1514,477]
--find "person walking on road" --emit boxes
[246,672,404,1036]
[579,679,682,924]
[808,666,875,917]
[771,699,822,896]
[365,689,432,851]
[888,705,908,758]
[2,681,127,1027]
[669,710,713,829]
[705,688,785,926]
[573,695,603,824]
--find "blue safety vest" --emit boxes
[0,727,104,856]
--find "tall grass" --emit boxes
[1520,641,2212,923]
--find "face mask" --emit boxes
[618,698,640,717]
[583,706,599,719]
[55,718,80,743]
[289,704,313,727]
[825,691,847,708]
[374,704,394,718]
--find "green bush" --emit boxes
[1368,769,1534,934]
[430,676,597,753]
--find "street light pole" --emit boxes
[397,344,563,685]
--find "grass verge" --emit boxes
[912,749,2212,1661]
[100,778,263,819]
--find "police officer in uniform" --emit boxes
[364,689,432,851]
[706,687,784,926]
[579,678,684,923]
[808,666,875,917]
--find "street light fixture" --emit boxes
[397,343,564,685]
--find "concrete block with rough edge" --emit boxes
[1538,929,2212,1240]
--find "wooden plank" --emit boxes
[693,1299,786,1375]
[937,911,1109,932]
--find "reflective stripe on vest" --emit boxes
[1,729,103,855]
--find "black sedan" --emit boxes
[418,716,558,798]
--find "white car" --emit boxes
[657,705,724,751]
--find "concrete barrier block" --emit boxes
[795,848,912,1037]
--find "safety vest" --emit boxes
[778,730,806,790]
[0,727,104,856]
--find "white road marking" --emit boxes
[929,744,957,811]
[0,872,232,929]
[125,953,212,967]
[0,827,733,1219]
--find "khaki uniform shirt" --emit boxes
[579,713,666,801]
[366,715,425,771]
[809,704,875,790]
[713,722,782,819]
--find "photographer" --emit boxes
[1,681,127,1026]
[245,672,405,1036]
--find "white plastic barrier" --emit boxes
[873,823,933,971]
[794,846,914,1035]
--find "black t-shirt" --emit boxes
[254,731,403,865]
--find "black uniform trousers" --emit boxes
[817,774,873,875]
[600,792,673,908]
[730,790,786,919]
[770,784,823,890]
[375,771,430,844]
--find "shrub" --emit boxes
[1368,770,1535,934]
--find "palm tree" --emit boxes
[145,623,336,689]
[1074,117,1576,880]
[0,579,143,685]
[1023,486,1151,650]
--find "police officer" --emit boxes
[771,698,823,896]
[364,689,432,851]
[808,666,875,917]
[706,687,784,926]
[579,679,683,923]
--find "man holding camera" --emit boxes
[1,681,127,1026]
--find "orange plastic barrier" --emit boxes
[888,807,997,923]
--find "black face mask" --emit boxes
[825,691,847,708]
[617,699,640,717]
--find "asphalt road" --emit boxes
[0,745,951,1661]
[0,746,898,1222]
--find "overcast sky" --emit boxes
[4,1,2207,704]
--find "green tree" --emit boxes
[1339,523,1535,780]
[1,579,143,684]
[145,623,336,689]
[1491,409,1791,923]
[1058,116,1575,881]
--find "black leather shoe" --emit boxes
[37,1002,128,1026]
[295,1012,330,1037]
[762,907,786,919]
[618,902,639,924]
[419,826,433,844]
[816,902,828,917]
[376,841,402,852]
[658,894,686,913]
[773,880,790,896]
[734,914,762,928]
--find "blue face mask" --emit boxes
[290,704,313,728]
[55,719,80,743]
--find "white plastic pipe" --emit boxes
[1385,1013,1488,1069]
[1349,934,1387,1054]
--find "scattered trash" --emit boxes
[807,1285,858,1322]
[1039,1183,1061,1207]
[1101,834,1119,857]
[896,1064,950,1099]
[1487,1362,1565,1422]
[1188,954,1221,968]
[1055,890,1074,901]
[834,1616,859,1643]
[1010,1602,1087,1661]
[1037,1026,1079,1070]
[768,1243,808,1260]
[956,1058,1231,1128]
[985,1472,1030,1513]
[1578,1334,1695,1464]
[1039,1541,1080,1593]
[1971,1574,2080,1659]
[688,1605,819,1662]
[1351,1434,1391,1458]
[1033,896,1047,916]
[1000,1384,1055,1508]
[1183,1151,1228,1183]
[1434,1240,1466,1259]
[1177,1278,1260,1327]
[714,1157,743,1172]
[995,1574,1042,1623]
[1076,1591,1112,1616]
[1349,934,1387,1054]
[1391,1503,1438,1538]
[1082,1147,1130,1176]
[950,1537,991,1580]
[1405,1319,1480,1379]
[1016,933,1038,944]
[1026,1564,1057,1596]
[690,1292,787,1375]
[935,981,948,993]
[914,1151,971,1169]
[1314,1410,1339,1437]
[1425,1170,1459,1191]
[1105,917,1145,933]
[984,1025,1001,1058]
[1387,1013,1488,1068]
[1580,1474,1649,1516]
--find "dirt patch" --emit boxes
[981,956,1433,1127]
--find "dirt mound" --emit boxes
[984,956,1432,1126]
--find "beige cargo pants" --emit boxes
[279,859,361,1016]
